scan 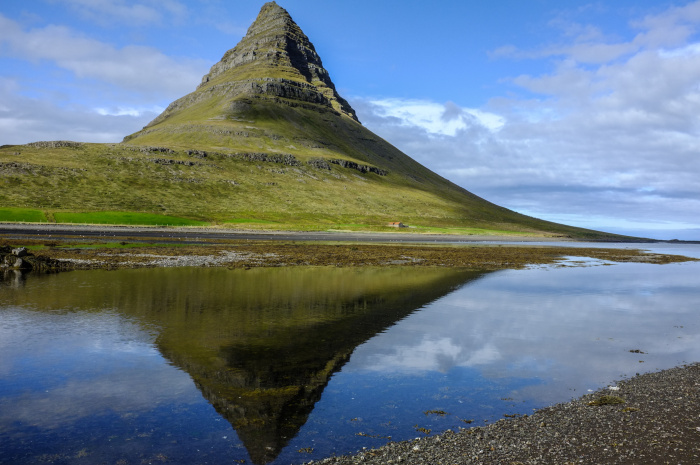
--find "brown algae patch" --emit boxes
[588,395,626,406]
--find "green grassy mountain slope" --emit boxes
[0,2,624,239]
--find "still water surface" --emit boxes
[1,244,699,464]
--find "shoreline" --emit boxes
[310,363,700,464]
[4,222,691,273]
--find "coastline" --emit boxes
[310,363,700,464]
[2,240,694,272]
[3,222,693,272]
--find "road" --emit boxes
[0,223,575,244]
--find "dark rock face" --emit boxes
[25,141,84,149]
[328,158,388,176]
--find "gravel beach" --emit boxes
[310,363,700,464]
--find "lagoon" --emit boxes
[1,244,698,464]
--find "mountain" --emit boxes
[0,2,624,238]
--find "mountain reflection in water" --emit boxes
[0,266,486,464]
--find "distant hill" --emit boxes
[0,2,629,239]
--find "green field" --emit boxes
[53,211,209,226]
[0,138,628,239]
[0,208,47,223]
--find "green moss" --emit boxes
[414,426,432,435]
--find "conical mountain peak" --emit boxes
[198,2,325,87]
[134,1,358,131]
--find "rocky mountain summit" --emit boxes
[199,1,357,120]
[132,1,357,135]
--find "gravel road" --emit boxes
[0,223,590,244]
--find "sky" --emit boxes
[1,0,699,240]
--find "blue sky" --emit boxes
[1,1,699,239]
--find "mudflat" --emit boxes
[2,240,693,271]
[0,224,691,271]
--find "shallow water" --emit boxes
[0,244,698,464]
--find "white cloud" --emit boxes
[95,105,164,117]
[0,12,209,144]
[348,261,700,393]
[361,337,463,373]
[367,98,504,137]
[0,13,208,97]
[660,41,700,57]
[0,308,197,430]
[357,334,505,374]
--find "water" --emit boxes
[1,244,698,464]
